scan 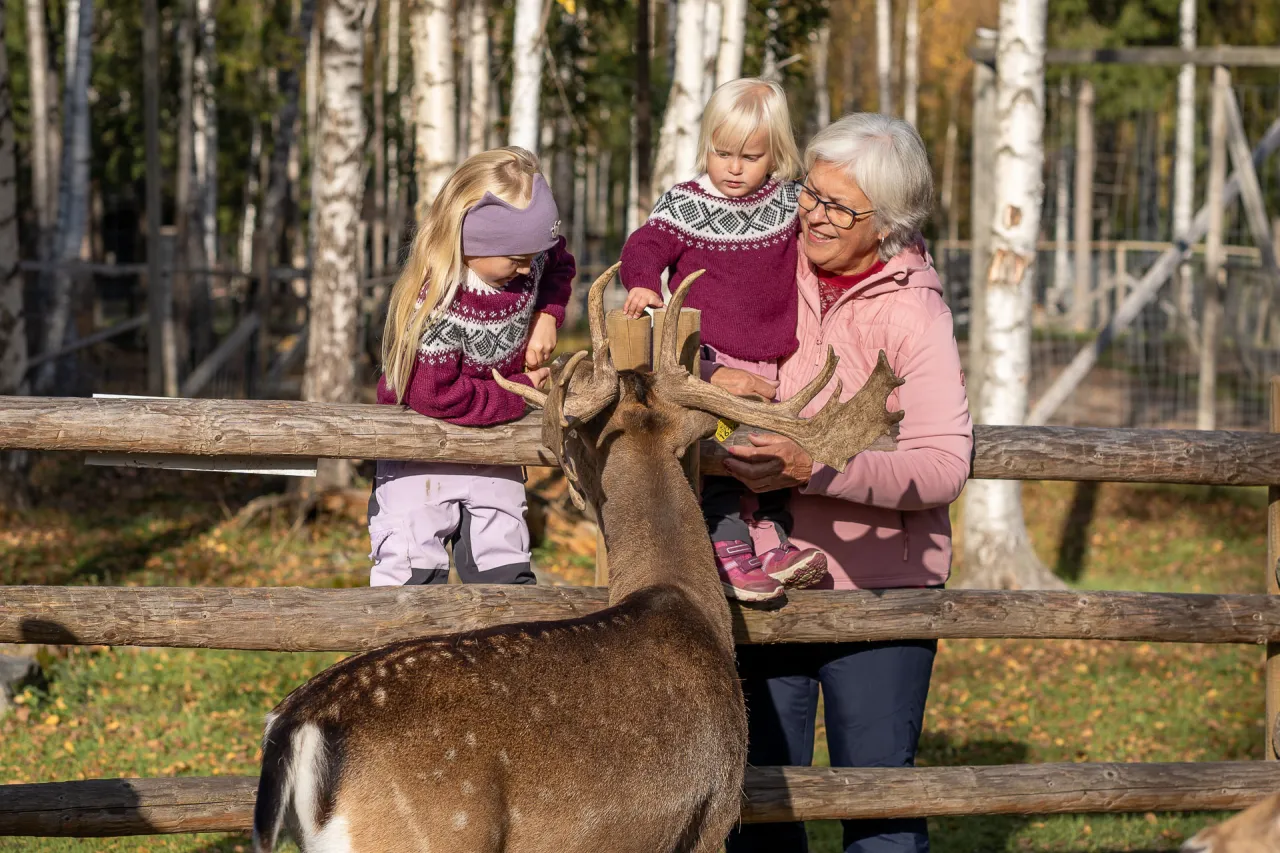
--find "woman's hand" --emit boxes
[525,312,558,369]
[523,366,551,390]
[709,367,779,401]
[622,287,663,319]
[722,434,814,492]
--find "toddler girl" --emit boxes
[370,147,574,588]
[619,77,827,603]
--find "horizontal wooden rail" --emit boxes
[5,587,1280,650]
[3,761,1277,835]
[3,398,1280,485]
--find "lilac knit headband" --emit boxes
[461,173,562,256]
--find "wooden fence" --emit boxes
[2,385,1280,837]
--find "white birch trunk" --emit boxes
[24,0,53,243]
[960,0,1063,590]
[194,0,218,269]
[0,11,24,394]
[1174,0,1198,347]
[35,0,92,394]
[760,2,779,81]
[508,0,543,152]
[700,0,721,106]
[411,0,456,212]
[239,119,263,274]
[903,0,918,126]
[1050,80,1071,317]
[653,0,706,194]
[1197,68,1228,432]
[715,0,745,86]
[386,0,402,254]
[466,0,489,157]
[305,0,367,489]
[812,24,830,130]
[876,0,891,113]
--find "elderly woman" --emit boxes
[716,113,973,853]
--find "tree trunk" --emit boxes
[1197,67,1228,432]
[0,7,24,396]
[700,0,721,106]
[1174,0,1198,349]
[386,0,402,255]
[760,1,779,81]
[876,0,891,113]
[1049,81,1071,318]
[411,0,456,213]
[24,0,53,256]
[143,0,174,396]
[960,0,1062,591]
[304,0,367,489]
[465,0,489,157]
[508,0,543,153]
[34,0,92,395]
[715,0,744,86]
[634,0,652,216]
[812,23,830,131]
[653,0,705,195]
[1072,79,1094,334]
[902,0,917,125]
[191,0,216,364]
[371,0,386,276]
[172,0,195,374]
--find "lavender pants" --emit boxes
[367,460,535,586]
[701,345,792,544]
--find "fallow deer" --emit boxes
[251,263,904,853]
[1182,793,1280,852]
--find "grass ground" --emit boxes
[0,457,1269,852]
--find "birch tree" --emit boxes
[652,0,706,194]
[876,0,891,113]
[811,23,830,130]
[902,0,918,126]
[700,0,722,106]
[386,0,402,250]
[1174,0,1198,346]
[411,0,456,211]
[465,0,490,156]
[194,0,218,270]
[304,0,367,489]
[24,0,54,259]
[35,0,92,394]
[960,0,1064,590]
[508,0,543,153]
[715,0,745,85]
[0,9,24,396]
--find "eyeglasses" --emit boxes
[795,181,874,230]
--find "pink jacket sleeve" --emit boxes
[801,312,973,510]
[533,236,576,328]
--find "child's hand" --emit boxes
[525,312,558,369]
[523,366,551,390]
[623,287,663,319]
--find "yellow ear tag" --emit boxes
[714,417,739,443]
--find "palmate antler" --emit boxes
[652,270,905,472]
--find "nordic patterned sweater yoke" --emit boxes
[376,236,575,426]
[619,177,800,361]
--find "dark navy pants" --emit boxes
[725,639,937,853]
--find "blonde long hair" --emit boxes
[382,147,541,402]
[695,78,803,181]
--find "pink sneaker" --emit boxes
[714,540,785,602]
[760,542,829,589]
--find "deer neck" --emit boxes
[595,433,735,655]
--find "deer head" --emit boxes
[494,262,905,516]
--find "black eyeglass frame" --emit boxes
[793,180,875,230]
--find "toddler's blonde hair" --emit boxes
[695,78,802,181]
[381,147,541,402]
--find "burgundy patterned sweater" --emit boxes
[376,237,575,426]
[619,177,800,362]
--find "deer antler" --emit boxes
[653,269,904,472]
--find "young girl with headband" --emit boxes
[369,147,574,588]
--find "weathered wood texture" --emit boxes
[5,586,1280,651]
[5,762,1279,836]
[5,399,1280,485]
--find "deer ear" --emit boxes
[667,409,719,458]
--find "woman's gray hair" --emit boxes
[805,113,934,261]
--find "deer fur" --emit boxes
[1182,793,1280,852]
[251,264,903,853]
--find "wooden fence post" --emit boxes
[594,311,652,586]
[1269,376,1280,760]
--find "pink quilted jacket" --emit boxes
[747,237,973,589]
